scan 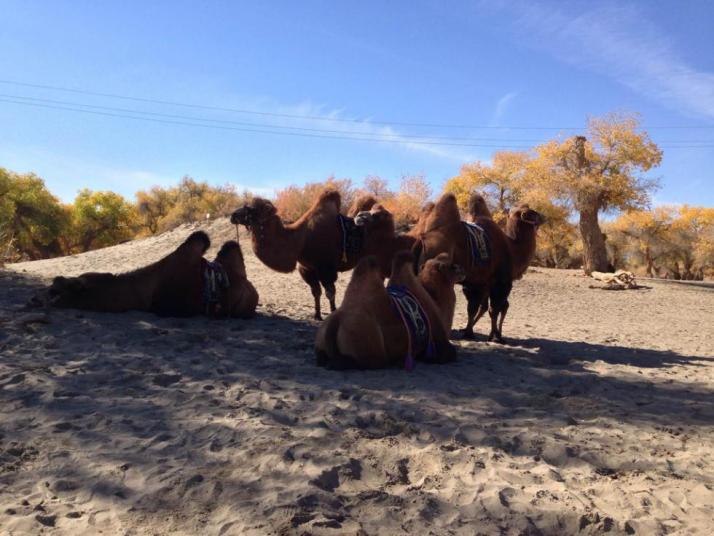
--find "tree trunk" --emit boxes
[578,203,610,274]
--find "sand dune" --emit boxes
[1,217,713,535]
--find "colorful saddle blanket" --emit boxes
[338,214,364,263]
[386,285,435,370]
[463,221,490,266]
[202,260,230,312]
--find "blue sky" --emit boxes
[1,0,713,207]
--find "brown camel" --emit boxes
[36,231,258,318]
[315,251,465,370]
[408,202,436,238]
[467,201,545,337]
[354,204,418,277]
[347,193,378,217]
[413,193,514,342]
[232,189,367,320]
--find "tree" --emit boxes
[69,189,138,251]
[274,177,355,221]
[0,168,69,260]
[528,114,662,274]
[444,151,530,223]
[136,186,176,235]
[134,176,252,234]
[382,174,432,228]
[609,207,674,276]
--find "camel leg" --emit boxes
[318,267,339,313]
[299,265,323,320]
[461,285,486,339]
[497,299,509,337]
[488,277,512,344]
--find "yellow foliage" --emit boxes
[274,177,354,221]
[381,175,432,228]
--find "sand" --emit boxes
[1,217,713,535]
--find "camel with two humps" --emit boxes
[231,190,387,320]
[412,193,515,343]
[315,251,465,369]
[34,231,258,318]
[465,194,545,338]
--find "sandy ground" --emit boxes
[1,217,713,536]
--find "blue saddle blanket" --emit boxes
[386,285,435,367]
[463,221,490,265]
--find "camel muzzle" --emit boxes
[354,211,372,226]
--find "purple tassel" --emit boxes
[405,353,415,371]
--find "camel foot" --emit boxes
[488,333,506,344]
[459,329,475,340]
[313,312,323,321]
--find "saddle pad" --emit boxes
[202,260,230,307]
[463,221,490,266]
[337,214,364,262]
[387,285,435,368]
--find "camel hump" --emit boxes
[318,188,342,211]
[217,240,242,257]
[182,231,211,253]
[468,193,492,219]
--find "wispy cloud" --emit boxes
[502,2,714,120]
[223,95,476,163]
[489,91,518,127]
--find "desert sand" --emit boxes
[1,217,713,535]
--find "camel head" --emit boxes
[29,275,92,308]
[423,253,466,285]
[354,204,395,234]
[511,204,545,227]
[230,198,277,228]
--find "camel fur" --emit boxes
[412,193,514,342]
[35,231,258,318]
[232,189,358,320]
[354,204,418,278]
[315,252,464,370]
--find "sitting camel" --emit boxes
[354,204,418,278]
[315,251,465,370]
[231,189,380,320]
[413,193,514,342]
[34,231,258,318]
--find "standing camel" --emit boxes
[412,193,514,342]
[466,198,545,338]
[231,189,377,320]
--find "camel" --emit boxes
[315,251,465,369]
[354,204,418,277]
[467,201,545,338]
[347,193,378,217]
[232,189,368,320]
[412,193,514,342]
[35,231,258,318]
